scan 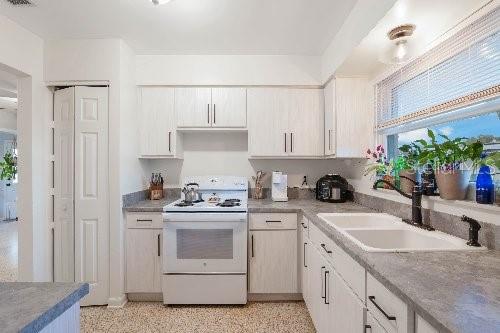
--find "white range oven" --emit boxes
[162,176,248,305]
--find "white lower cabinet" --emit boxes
[366,311,389,333]
[331,270,365,333]
[125,213,163,293]
[248,214,298,294]
[415,314,439,333]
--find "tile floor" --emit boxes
[81,301,315,333]
[0,221,17,282]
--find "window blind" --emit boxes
[376,6,500,131]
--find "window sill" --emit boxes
[357,187,500,226]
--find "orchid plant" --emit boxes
[364,145,394,177]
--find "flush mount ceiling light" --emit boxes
[151,0,172,5]
[379,24,416,65]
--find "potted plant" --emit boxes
[397,143,422,194]
[0,152,17,185]
[364,145,394,189]
[417,129,483,200]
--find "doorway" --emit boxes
[0,68,18,281]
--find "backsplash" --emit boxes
[353,192,500,250]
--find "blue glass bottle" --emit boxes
[476,165,495,204]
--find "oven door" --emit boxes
[163,212,247,274]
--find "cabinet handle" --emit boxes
[290,133,293,153]
[265,220,282,223]
[328,129,331,151]
[303,242,307,268]
[207,104,210,124]
[320,266,326,299]
[364,325,372,332]
[368,296,396,321]
[213,104,216,124]
[136,219,153,223]
[284,133,287,152]
[168,131,171,152]
[301,222,308,229]
[324,270,330,304]
[251,234,254,257]
[321,243,332,254]
[157,233,161,257]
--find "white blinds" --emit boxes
[376,6,500,131]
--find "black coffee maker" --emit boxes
[316,174,350,203]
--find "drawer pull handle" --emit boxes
[300,222,308,229]
[321,243,332,254]
[364,324,372,332]
[265,220,282,223]
[369,296,396,321]
[137,219,153,223]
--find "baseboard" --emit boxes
[107,294,128,308]
[127,293,163,302]
[248,293,303,301]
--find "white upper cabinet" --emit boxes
[175,87,212,128]
[175,87,247,128]
[139,87,180,158]
[327,77,374,158]
[248,88,324,158]
[248,88,289,157]
[324,80,336,156]
[288,89,324,157]
[211,88,247,128]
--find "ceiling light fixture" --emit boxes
[379,24,416,64]
[151,0,172,5]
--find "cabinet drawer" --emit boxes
[249,213,297,230]
[126,212,163,229]
[332,245,366,302]
[309,221,335,260]
[367,273,408,333]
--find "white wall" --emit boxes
[0,13,51,282]
[0,109,17,132]
[320,0,397,82]
[137,55,322,86]
[145,132,364,189]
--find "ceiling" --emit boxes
[0,0,357,55]
[335,0,492,78]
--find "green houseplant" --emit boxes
[397,143,422,194]
[416,129,483,200]
[0,152,17,183]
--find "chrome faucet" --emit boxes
[372,179,435,231]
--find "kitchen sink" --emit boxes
[317,213,487,253]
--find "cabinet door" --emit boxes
[247,88,289,157]
[211,88,247,128]
[139,87,176,156]
[335,78,373,158]
[126,229,157,293]
[366,312,388,333]
[331,270,366,333]
[324,80,336,156]
[299,222,309,301]
[249,230,298,293]
[307,245,323,331]
[175,87,212,127]
[288,89,324,157]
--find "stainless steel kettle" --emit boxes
[182,183,202,202]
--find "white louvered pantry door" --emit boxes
[74,87,109,305]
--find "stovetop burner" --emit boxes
[175,199,204,207]
[216,199,241,207]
